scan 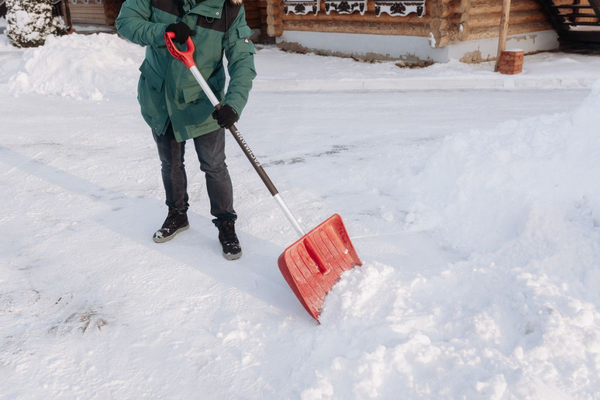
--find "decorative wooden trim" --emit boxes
[375,0,425,17]
[284,0,320,15]
[324,0,367,15]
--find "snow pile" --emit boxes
[8,33,143,100]
[290,84,600,399]
[0,32,14,49]
[404,80,600,253]
[302,81,600,398]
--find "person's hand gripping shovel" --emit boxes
[165,33,362,323]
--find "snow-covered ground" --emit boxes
[2,33,600,399]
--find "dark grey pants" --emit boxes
[153,124,236,227]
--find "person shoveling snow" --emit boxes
[116,0,257,260]
[118,0,362,321]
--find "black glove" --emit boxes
[166,22,195,44]
[212,104,239,129]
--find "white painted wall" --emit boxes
[278,30,449,62]
[277,29,560,63]
[447,30,559,61]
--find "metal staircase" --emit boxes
[539,0,600,44]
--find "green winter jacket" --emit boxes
[116,0,256,142]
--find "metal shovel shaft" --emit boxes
[188,65,306,237]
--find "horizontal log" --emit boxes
[469,10,548,28]
[430,3,460,18]
[438,34,451,47]
[70,7,104,15]
[267,3,283,14]
[430,17,450,31]
[72,17,108,24]
[282,11,431,24]
[467,20,553,40]
[470,0,499,4]
[246,9,261,21]
[267,4,282,16]
[428,0,469,17]
[428,0,453,5]
[469,0,542,15]
[267,23,284,36]
[267,15,283,25]
[70,13,106,20]
[283,20,430,35]
[70,10,106,16]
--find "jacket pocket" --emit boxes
[181,82,204,104]
[235,25,256,54]
[139,59,164,91]
[138,60,167,132]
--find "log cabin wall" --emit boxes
[267,0,558,61]
[271,0,433,40]
[245,0,272,42]
[68,0,123,25]
[461,0,553,42]
[104,0,125,25]
[270,0,553,45]
[245,0,262,30]
[69,0,108,24]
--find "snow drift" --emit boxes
[403,81,600,253]
[310,81,600,399]
[8,33,143,100]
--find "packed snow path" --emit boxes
[3,30,600,400]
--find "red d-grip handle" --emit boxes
[165,32,196,69]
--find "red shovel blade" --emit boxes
[278,214,362,322]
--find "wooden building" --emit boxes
[63,0,263,35]
[261,0,600,62]
[69,0,124,25]
[40,0,600,63]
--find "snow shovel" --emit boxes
[165,33,362,322]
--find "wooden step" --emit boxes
[563,20,600,25]
[551,4,593,9]
[558,13,599,18]
[563,29,600,41]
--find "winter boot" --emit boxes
[153,208,189,243]
[218,220,242,260]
